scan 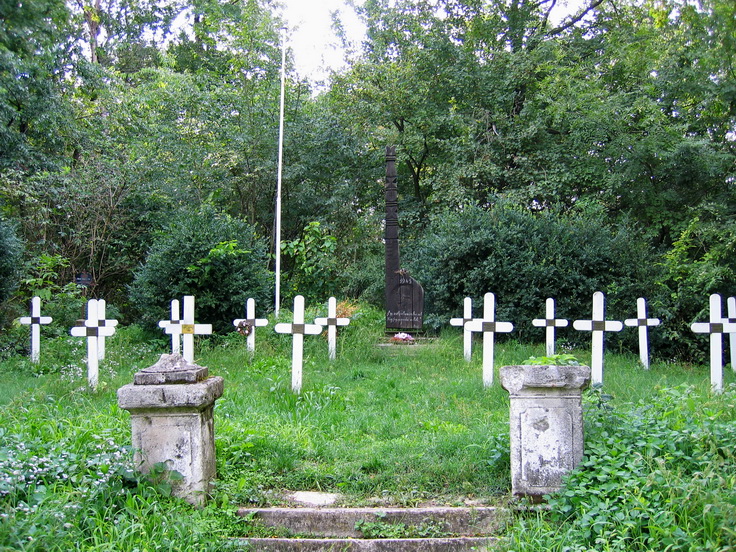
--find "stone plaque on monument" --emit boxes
[384,146,424,331]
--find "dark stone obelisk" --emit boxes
[384,146,424,331]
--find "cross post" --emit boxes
[162,296,212,363]
[158,299,182,355]
[233,298,269,353]
[465,292,514,387]
[624,297,660,369]
[572,292,623,386]
[92,299,119,361]
[274,295,323,393]
[19,296,53,363]
[691,294,736,393]
[727,297,736,373]
[314,297,350,360]
[450,297,474,362]
[70,299,117,389]
[532,298,569,357]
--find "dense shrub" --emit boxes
[551,386,735,551]
[410,203,662,351]
[656,214,736,360]
[128,206,273,333]
[281,221,338,304]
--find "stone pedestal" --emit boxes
[499,364,590,501]
[117,354,224,506]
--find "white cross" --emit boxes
[532,298,569,357]
[573,292,623,386]
[274,295,323,393]
[465,293,514,387]
[93,299,118,361]
[314,297,350,360]
[691,294,736,393]
[19,296,53,363]
[727,297,736,373]
[233,298,269,353]
[624,297,660,370]
[158,299,182,355]
[450,297,474,362]
[70,299,117,389]
[162,296,212,363]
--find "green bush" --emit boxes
[548,385,736,551]
[501,385,736,552]
[128,206,273,333]
[657,214,736,361]
[281,221,338,304]
[410,203,661,351]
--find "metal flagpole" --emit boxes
[275,27,286,317]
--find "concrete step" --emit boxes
[229,536,498,551]
[236,506,507,539]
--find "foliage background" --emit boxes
[1,0,735,360]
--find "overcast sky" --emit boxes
[279,0,366,83]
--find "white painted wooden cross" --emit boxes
[465,293,514,387]
[450,297,474,362]
[274,295,323,393]
[161,296,212,363]
[691,294,736,393]
[624,297,660,370]
[19,296,53,363]
[727,297,736,373]
[232,298,269,353]
[572,291,623,386]
[158,299,182,355]
[94,299,118,361]
[314,297,350,360]
[532,298,569,357]
[70,299,117,389]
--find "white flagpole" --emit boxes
[275,27,286,318]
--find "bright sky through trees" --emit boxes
[280,0,587,81]
[280,0,365,82]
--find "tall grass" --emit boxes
[1,301,734,551]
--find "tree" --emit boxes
[0,0,75,172]
[0,217,22,304]
[70,0,182,66]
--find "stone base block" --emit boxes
[500,365,590,501]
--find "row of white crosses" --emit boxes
[20,291,735,393]
[452,292,659,388]
[157,295,350,393]
[453,292,736,391]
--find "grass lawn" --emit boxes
[1,302,735,551]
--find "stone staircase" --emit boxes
[229,505,509,551]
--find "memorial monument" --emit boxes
[384,146,424,331]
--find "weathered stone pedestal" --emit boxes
[499,364,590,502]
[117,354,224,506]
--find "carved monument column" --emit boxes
[384,146,424,331]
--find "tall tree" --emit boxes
[0,0,75,172]
[70,0,181,66]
